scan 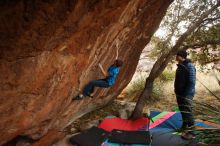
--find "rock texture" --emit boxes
[0,0,173,145]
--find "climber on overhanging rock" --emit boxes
[73,43,123,100]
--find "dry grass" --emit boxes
[121,70,220,112]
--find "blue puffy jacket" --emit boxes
[106,65,120,86]
[174,59,196,97]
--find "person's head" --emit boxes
[114,59,123,67]
[176,50,187,62]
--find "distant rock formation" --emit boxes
[0,0,173,145]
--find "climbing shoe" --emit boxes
[181,132,196,140]
[88,95,94,98]
[73,94,84,100]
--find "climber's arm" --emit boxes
[115,40,119,60]
[99,63,108,77]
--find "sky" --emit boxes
[154,28,167,38]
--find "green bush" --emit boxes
[159,69,175,82]
[151,79,163,99]
[125,74,146,98]
[124,73,163,101]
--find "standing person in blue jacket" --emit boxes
[73,47,123,100]
[174,50,196,140]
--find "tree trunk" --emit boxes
[131,78,153,119]
[131,1,220,120]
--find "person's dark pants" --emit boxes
[83,79,110,96]
[176,95,194,129]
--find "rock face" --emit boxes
[0,0,173,145]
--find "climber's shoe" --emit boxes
[88,95,94,98]
[73,94,84,100]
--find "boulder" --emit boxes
[0,0,173,145]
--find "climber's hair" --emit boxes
[114,59,123,67]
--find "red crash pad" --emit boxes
[98,117,149,132]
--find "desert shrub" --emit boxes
[124,73,146,99]
[124,73,163,101]
[158,69,175,82]
[151,79,163,99]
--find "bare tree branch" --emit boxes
[182,40,220,50]
[201,58,220,65]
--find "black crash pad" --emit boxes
[108,129,151,145]
[69,127,109,146]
